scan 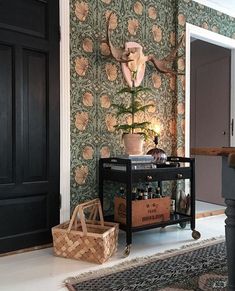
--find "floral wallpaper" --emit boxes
[70,0,178,209]
[70,0,235,210]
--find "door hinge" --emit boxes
[59,26,61,42]
[59,193,62,209]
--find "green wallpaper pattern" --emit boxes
[70,0,178,208]
[70,0,235,209]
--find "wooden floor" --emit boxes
[196,200,225,218]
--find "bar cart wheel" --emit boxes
[192,229,201,240]
[179,221,187,229]
[123,244,131,257]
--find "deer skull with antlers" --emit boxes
[106,12,184,87]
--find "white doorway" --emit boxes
[185,23,235,206]
[191,39,230,205]
[185,23,235,157]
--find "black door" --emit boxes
[0,0,60,253]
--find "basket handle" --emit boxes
[68,199,104,235]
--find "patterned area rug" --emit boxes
[64,238,227,291]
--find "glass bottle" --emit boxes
[120,187,125,198]
[143,190,148,200]
[148,187,153,199]
[138,189,144,200]
[155,187,161,198]
[132,187,137,201]
[136,188,141,200]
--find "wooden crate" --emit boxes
[114,196,171,227]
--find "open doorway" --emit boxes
[190,39,230,206]
[185,23,235,213]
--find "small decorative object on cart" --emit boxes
[147,135,167,164]
[51,198,119,264]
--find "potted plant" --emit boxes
[112,86,156,155]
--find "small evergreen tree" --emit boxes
[112,86,156,141]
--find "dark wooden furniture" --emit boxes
[99,156,200,255]
[191,147,235,290]
[0,0,60,253]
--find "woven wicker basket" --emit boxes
[52,199,119,264]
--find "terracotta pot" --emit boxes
[123,133,144,155]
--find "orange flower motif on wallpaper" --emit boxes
[134,2,143,15]
[134,112,144,123]
[128,19,139,35]
[82,146,94,160]
[177,58,185,71]
[105,115,117,132]
[177,147,185,157]
[75,112,89,131]
[125,112,144,126]
[212,26,219,33]
[148,7,157,20]
[82,38,93,52]
[169,119,176,135]
[100,43,110,56]
[170,32,176,46]
[75,165,88,185]
[105,63,117,81]
[126,115,132,126]
[75,1,89,22]
[201,22,209,30]
[152,73,162,89]
[170,76,176,91]
[147,100,156,113]
[100,146,110,158]
[152,25,162,42]
[177,103,185,115]
[178,14,186,26]
[181,119,185,134]
[83,92,93,107]
[75,57,88,76]
[180,75,185,91]
[105,11,117,30]
[100,94,111,108]
[101,0,111,3]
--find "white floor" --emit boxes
[0,214,226,291]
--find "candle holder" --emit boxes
[147,135,167,164]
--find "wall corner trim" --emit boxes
[60,0,70,222]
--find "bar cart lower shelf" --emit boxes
[99,156,201,256]
[104,214,201,255]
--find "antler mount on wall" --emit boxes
[106,12,184,87]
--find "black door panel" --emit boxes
[0,0,59,253]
